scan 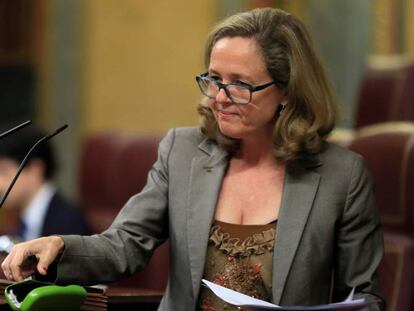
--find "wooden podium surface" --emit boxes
[107,287,163,311]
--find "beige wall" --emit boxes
[405,0,414,55]
[81,0,217,135]
[371,0,414,56]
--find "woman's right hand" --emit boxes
[1,236,65,282]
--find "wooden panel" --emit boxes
[0,0,31,64]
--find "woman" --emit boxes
[2,8,384,311]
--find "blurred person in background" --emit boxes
[0,126,90,241]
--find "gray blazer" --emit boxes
[57,127,384,310]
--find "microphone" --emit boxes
[0,120,32,140]
[0,124,69,209]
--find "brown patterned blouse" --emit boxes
[198,220,277,311]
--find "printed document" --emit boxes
[202,279,368,310]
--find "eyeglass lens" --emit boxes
[198,78,251,104]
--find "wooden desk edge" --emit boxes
[106,287,163,304]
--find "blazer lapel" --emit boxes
[186,139,228,299]
[272,161,321,304]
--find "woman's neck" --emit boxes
[236,136,277,167]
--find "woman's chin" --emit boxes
[218,125,244,140]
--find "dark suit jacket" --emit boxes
[56,127,384,310]
[41,192,90,236]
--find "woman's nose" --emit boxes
[215,88,232,104]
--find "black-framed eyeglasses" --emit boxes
[195,72,275,105]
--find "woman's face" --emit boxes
[208,36,286,141]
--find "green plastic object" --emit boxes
[4,280,87,311]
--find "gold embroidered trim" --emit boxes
[209,224,276,257]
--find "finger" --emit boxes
[36,236,64,275]
[9,244,39,282]
[1,252,14,280]
[2,251,20,281]
[9,246,28,282]
[37,249,57,275]
[36,260,48,275]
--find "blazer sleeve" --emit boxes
[333,155,385,310]
[54,128,175,285]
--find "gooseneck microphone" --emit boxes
[0,124,68,209]
[0,120,32,140]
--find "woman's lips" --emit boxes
[218,110,238,118]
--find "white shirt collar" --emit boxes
[21,183,56,241]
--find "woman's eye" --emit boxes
[236,81,251,87]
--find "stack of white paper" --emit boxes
[202,279,368,310]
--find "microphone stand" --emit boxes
[0,120,31,140]
[0,124,68,209]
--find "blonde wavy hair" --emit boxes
[198,7,338,162]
